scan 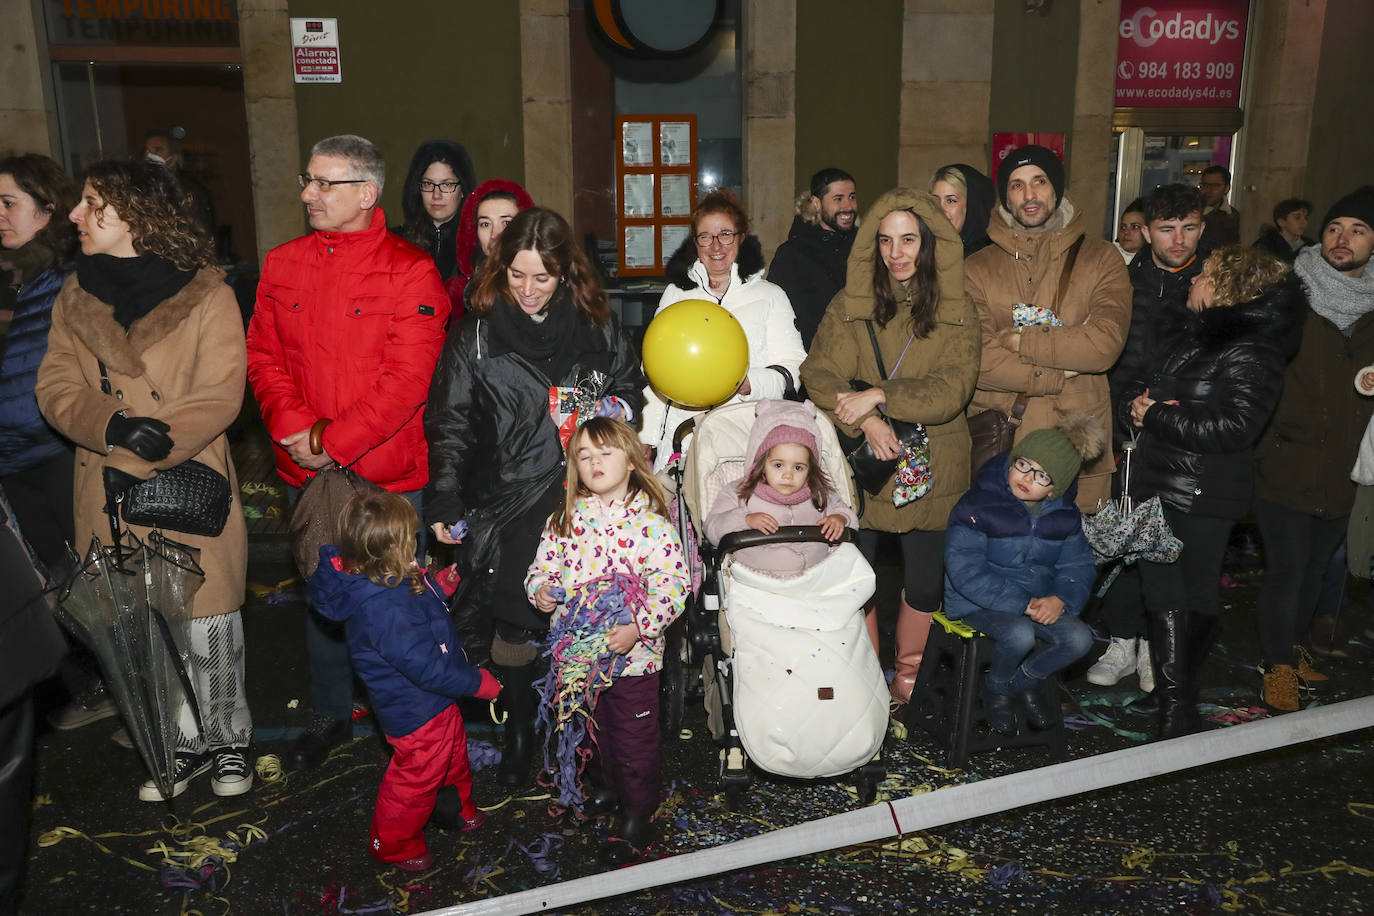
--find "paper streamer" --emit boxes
[416,696,1374,916]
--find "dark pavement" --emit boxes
[17,423,1374,915]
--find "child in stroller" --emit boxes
[682,399,888,805]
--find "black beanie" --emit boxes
[997,145,1065,209]
[1321,186,1374,233]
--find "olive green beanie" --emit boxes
[1008,414,1108,500]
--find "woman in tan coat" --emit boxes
[36,160,251,802]
[801,188,981,702]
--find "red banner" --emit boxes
[1114,1,1248,108]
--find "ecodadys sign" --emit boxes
[1114,0,1249,108]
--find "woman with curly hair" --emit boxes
[1120,245,1304,735]
[424,207,643,789]
[35,159,252,800]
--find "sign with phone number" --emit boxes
[1115,0,1248,108]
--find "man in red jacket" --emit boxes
[246,134,450,770]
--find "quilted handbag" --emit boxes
[121,459,233,537]
[836,321,932,497]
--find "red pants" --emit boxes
[370,704,476,862]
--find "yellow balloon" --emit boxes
[642,299,750,408]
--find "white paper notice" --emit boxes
[661,224,690,265]
[660,174,691,217]
[624,226,656,269]
[622,122,653,167]
[660,121,691,166]
[623,173,655,218]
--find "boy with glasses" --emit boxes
[942,416,1105,735]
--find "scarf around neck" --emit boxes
[1295,245,1374,335]
[754,481,812,507]
[487,286,587,382]
[76,252,195,330]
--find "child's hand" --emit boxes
[474,669,502,700]
[746,512,779,534]
[819,514,847,541]
[434,563,461,597]
[1025,596,1065,625]
[534,584,561,613]
[607,622,639,655]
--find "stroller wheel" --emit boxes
[724,781,746,812]
[856,773,879,806]
[659,621,687,739]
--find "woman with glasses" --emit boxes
[424,207,643,790]
[35,159,252,801]
[640,189,807,471]
[397,140,476,286]
[801,189,980,705]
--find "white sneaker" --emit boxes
[1137,638,1155,693]
[1086,637,1137,686]
[138,753,210,802]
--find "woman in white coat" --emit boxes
[640,190,807,471]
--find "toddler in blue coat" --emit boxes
[944,416,1105,735]
[309,491,501,872]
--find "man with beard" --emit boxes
[768,167,859,349]
[965,144,1131,512]
[1252,186,1374,711]
[1089,184,1205,690]
[1199,165,1240,247]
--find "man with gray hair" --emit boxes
[246,134,451,770]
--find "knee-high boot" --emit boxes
[864,604,881,656]
[890,592,935,704]
[494,663,537,788]
[1148,609,1198,739]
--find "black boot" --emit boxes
[495,663,537,789]
[600,813,653,866]
[982,687,1018,736]
[1016,681,1056,731]
[581,785,620,817]
[1148,609,1198,739]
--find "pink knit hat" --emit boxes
[747,399,822,468]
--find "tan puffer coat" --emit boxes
[801,188,981,532]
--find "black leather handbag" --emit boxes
[837,322,930,496]
[99,360,233,538]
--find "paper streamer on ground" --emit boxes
[417,696,1374,916]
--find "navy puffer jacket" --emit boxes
[0,261,74,476]
[943,453,1095,620]
[309,545,484,738]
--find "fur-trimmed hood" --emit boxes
[57,267,227,378]
[664,232,766,292]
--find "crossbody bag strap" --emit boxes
[97,359,112,397]
[1010,393,1030,423]
[863,320,888,380]
[1055,234,1086,311]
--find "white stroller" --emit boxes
[676,400,889,808]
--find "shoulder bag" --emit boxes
[838,321,931,496]
[967,234,1085,478]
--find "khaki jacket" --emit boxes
[36,269,247,618]
[801,188,981,532]
[964,198,1132,511]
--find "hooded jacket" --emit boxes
[447,179,535,313]
[639,234,808,471]
[246,207,451,492]
[1120,272,1305,519]
[0,247,73,476]
[1252,226,1313,265]
[943,453,1094,620]
[309,545,484,738]
[702,399,859,575]
[767,214,856,349]
[800,188,981,532]
[397,140,477,282]
[964,197,1133,512]
[944,164,997,258]
[1107,251,1202,448]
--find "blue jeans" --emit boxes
[290,484,424,721]
[959,608,1093,694]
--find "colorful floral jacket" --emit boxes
[525,492,689,676]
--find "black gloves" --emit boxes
[102,466,142,514]
[105,412,173,462]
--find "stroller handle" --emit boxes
[716,526,853,555]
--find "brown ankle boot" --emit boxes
[890,592,935,704]
[1262,664,1300,712]
[1293,646,1330,690]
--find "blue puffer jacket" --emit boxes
[0,261,73,476]
[308,545,483,738]
[944,453,1095,619]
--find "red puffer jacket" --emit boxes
[246,207,450,491]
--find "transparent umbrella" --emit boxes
[54,532,205,803]
[1083,441,1183,595]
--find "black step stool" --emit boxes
[904,613,1067,767]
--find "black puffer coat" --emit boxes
[423,294,643,630]
[1118,272,1306,519]
[1107,252,1202,449]
[767,215,855,348]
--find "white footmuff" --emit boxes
[724,542,886,778]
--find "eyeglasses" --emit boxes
[420,179,461,195]
[695,229,738,247]
[1012,457,1052,487]
[298,173,367,191]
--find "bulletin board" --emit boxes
[616,114,697,277]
